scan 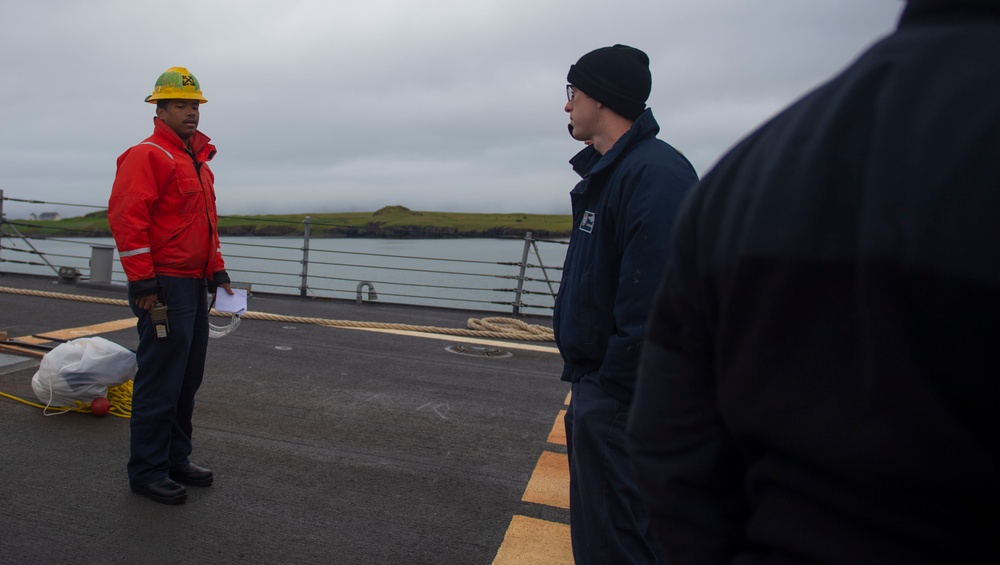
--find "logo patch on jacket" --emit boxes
[579,211,596,233]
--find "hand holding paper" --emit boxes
[215,288,248,316]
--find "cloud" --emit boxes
[0,0,903,220]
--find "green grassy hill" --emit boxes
[10,206,573,239]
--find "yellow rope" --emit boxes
[0,285,555,341]
[107,380,133,418]
[0,380,132,419]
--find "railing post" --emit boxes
[512,231,532,316]
[531,239,559,301]
[0,189,5,271]
[299,216,311,299]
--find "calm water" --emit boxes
[0,236,568,315]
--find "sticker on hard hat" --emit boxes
[145,66,207,104]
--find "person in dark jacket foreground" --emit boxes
[553,44,698,564]
[627,1,1000,563]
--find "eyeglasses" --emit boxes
[566,84,575,102]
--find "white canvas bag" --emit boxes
[31,337,137,415]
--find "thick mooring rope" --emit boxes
[0,285,555,341]
[0,284,555,418]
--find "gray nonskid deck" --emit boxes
[0,273,568,564]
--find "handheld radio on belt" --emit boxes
[150,301,169,339]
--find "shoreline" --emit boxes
[5,205,574,240]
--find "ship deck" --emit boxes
[0,272,572,564]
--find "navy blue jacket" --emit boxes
[628,1,1000,563]
[553,110,698,403]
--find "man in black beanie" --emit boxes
[553,44,698,564]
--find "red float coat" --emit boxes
[109,118,226,294]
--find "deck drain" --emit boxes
[445,344,512,358]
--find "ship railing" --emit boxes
[0,191,563,316]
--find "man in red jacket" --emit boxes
[109,66,233,505]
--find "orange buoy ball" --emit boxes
[91,397,110,417]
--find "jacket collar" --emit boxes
[569,145,601,179]
[152,117,216,161]
[574,108,660,181]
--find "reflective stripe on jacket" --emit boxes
[108,117,225,282]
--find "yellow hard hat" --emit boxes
[144,66,208,104]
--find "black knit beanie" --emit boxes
[567,44,651,121]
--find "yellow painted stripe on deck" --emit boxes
[352,327,559,353]
[0,344,44,357]
[564,390,571,405]
[547,409,567,446]
[10,336,48,345]
[521,451,570,509]
[33,318,135,341]
[1,318,136,357]
[492,515,572,565]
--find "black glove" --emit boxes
[129,278,159,299]
[208,270,231,293]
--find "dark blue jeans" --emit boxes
[565,371,660,564]
[127,276,209,485]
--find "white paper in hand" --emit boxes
[215,288,248,316]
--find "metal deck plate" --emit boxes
[0,352,39,375]
[445,344,513,358]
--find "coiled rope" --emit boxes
[0,285,555,341]
[0,380,132,419]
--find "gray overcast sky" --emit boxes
[1,0,903,220]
